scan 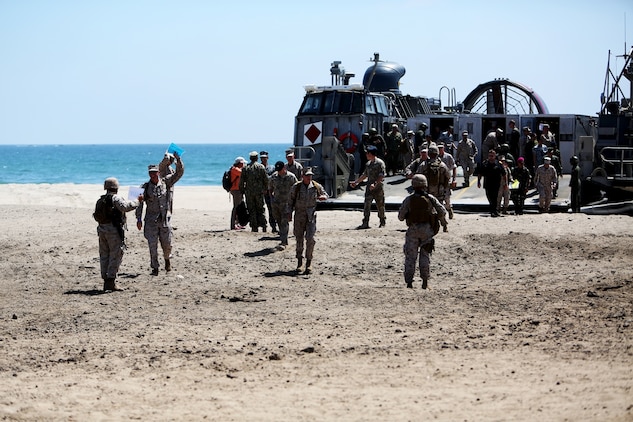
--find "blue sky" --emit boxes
[1,0,631,144]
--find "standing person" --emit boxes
[414,123,428,156]
[385,124,403,176]
[439,126,456,156]
[260,151,278,233]
[437,143,457,218]
[455,130,478,186]
[159,153,176,214]
[508,120,521,160]
[289,167,328,273]
[94,177,143,292]
[350,145,387,229]
[541,123,556,149]
[534,156,558,213]
[547,148,563,198]
[229,156,246,230]
[397,174,448,289]
[269,161,298,249]
[136,153,184,275]
[285,149,304,180]
[497,157,513,214]
[569,155,581,213]
[477,149,507,217]
[423,144,451,218]
[532,135,548,172]
[511,157,532,215]
[522,128,536,183]
[240,151,269,232]
[367,128,387,160]
[405,148,429,179]
[481,128,503,161]
[403,130,415,168]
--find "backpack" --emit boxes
[93,193,115,224]
[222,168,233,192]
[423,158,443,188]
[408,193,440,235]
[236,201,250,226]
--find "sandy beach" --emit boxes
[0,183,631,421]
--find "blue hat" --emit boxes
[366,145,378,153]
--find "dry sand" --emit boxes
[0,184,631,421]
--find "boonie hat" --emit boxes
[234,156,246,165]
[249,151,258,157]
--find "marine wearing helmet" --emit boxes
[104,177,119,191]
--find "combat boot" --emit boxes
[421,278,428,289]
[379,219,386,228]
[104,278,122,292]
[448,208,454,219]
[296,257,303,271]
[304,259,312,274]
[165,259,171,272]
[406,281,413,288]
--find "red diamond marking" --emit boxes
[305,124,322,144]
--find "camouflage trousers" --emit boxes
[537,183,553,211]
[98,223,124,280]
[293,211,317,260]
[363,189,385,224]
[403,223,435,283]
[143,218,172,270]
[245,193,267,230]
[271,200,290,244]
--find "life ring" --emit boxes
[339,132,359,154]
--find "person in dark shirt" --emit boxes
[477,149,507,217]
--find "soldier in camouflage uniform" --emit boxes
[534,156,558,213]
[269,161,298,249]
[96,177,143,292]
[285,149,304,180]
[404,148,429,179]
[240,151,269,232]
[398,174,448,289]
[350,145,387,229]
[289,167,328,274]
[423,144,451,215]
[136,152,184,275]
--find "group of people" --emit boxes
[95,151,185,292]
[228,149,328,274]
[94,128,581,293]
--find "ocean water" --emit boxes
[1,143,292,186]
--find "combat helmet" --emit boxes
[104,177,119,191]
[411,174,428,189]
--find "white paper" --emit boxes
[128,186,144,200]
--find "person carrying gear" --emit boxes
[95,177,143,292]
[397,174,448,289]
